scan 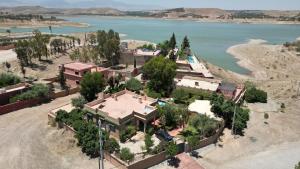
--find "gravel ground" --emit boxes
[0,94,115,169]
[0,49,17,64]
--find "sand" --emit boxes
[0,49,17,64]
[0,19,88,29]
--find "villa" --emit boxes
[84,90,158,138]
[62,62,110,87]
[176,55,214,79]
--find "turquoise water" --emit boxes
[2,16,300,74]
[187,56,195,63]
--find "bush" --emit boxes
[120,148,134,163]
[119,130,127,143]
[125,78,143,92]
[165,141,178,159]
[144,134,154,153]
[104,138,120,154]
[264,113,269,119]
[295,161,300,169]
[245,87,267,103]
[119,125,136,143]
[187,135,200,150]
[146,88,162,99]
[0,73,21,88]
[55,109,69,124]
[172,88,212,105]
[188,114,218,137]
[10,83,49,103]
[71,96,87,109]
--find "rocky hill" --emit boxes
[0,6,299,20]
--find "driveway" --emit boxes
[0,94,114,169]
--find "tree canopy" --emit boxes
[80,72,105,102]
[169,33,177,49]
[142,56,177,97]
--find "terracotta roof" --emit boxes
[64,62,96,71]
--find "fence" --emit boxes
[0,97,44,115]
[49,87,79,99]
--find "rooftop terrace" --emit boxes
[64,62,96,71]
[85,90,157,121]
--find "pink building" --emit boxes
[62,62,110,87]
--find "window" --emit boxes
[75,71,79,75]
[76,81,79,85]
[195,82,199,86]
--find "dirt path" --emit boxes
[0,94,114,169]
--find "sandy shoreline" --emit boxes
[226,39,268,80]
[0,20,89,29]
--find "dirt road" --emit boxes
[0,94,114,169]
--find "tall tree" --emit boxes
[169,33,176,49]
[142,56,177,96]
[58,64,66,89]
[80,72,105,102]
[181,36,190,50]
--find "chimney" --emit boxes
[115,95,118,101]
[139,97,142,103]
[144,95,147,100]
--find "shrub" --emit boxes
[104,138,120,154]
[119,125,136,143]
[125,78,143,92]
[187,135,200,150]
[281,103,285,109]
[119,130,127,143]
[295,161,300,169]
[120,148,134,163]
[55,110,69,124]
[165,141,178,159]
[146,88,162,99]
[0,73,21,88]
[264,113,269,119]
[188,114,218,137]
[10,83,49,103]
[245,87,267,103]
[71,96,87,109]
[144,134,154,153]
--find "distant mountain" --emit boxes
[0,6,299,20]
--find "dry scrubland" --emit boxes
[201,39,300,169]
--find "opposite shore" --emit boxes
[1,16,300,30]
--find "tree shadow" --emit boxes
[40,59,53,64]
[167,157,181,168]
[29,63,47,71]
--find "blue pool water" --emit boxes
[2,16,300,74]
[187,56,195,63]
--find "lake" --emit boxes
[1,16,300,74]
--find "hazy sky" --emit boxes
[1,0,300,10]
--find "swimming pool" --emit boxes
[187,56,195,63]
